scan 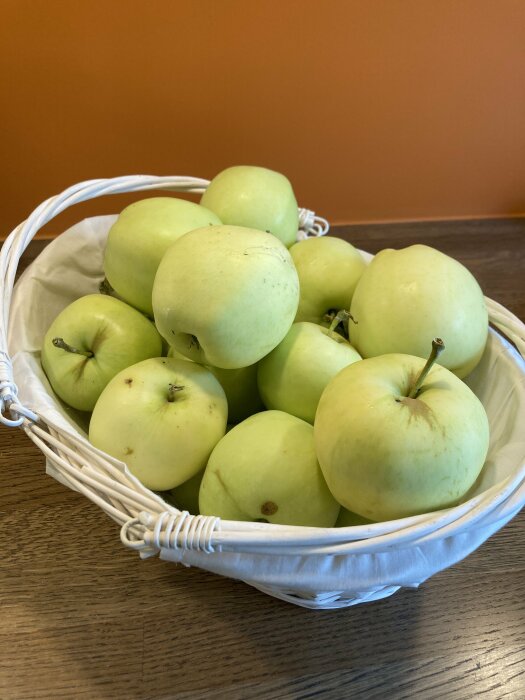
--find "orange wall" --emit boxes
[2,0,525,238]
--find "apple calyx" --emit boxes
[52,337,94,358]
[189,335,201,351]
[99,278,114,296]
[167,383,185,402]
[407,338,445,399]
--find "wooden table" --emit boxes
[1,219,524,699]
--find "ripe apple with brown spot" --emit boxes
[314,340,490,521]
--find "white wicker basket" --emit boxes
[2,175,525,610]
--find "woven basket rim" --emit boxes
[2,175,525,563]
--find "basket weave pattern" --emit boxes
[2,175,525,610]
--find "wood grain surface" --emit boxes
[1,219,524,699]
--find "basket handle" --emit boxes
[0,174,328,427]
[486,298,525,358]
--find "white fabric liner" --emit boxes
[8,216,525,594]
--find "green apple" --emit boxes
[200,165,299,247]
[206,364,264,424]
[41,294,163,412]
[167,346,263,424]
[257,321,361,424]
[166,346,193,362]
[89,358,228,491]
[152,225,300,369]
[199,410,340,527]
[164,469,204,515]
[314,340,490,521]
[349,244,488,378]
[290,236,366,324]
[335,508,374,527]
[103,197,222,315]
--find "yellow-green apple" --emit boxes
[200,165,299,247]
[89,358,227,491]
[257,321,361,424]
[103,197,221,315]
[335,508,374,527]
[205,364,264,424]
[167,347,263,424]
[165,469,204,514]
[152,225,300,369]
[41,294,162,412]
[314,340,490,521]
[290,236,366,324]
[349,244,488,378]
[199,410,340,526]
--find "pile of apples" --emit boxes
[40,166,490,527]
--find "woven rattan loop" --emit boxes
[121,510,221,553]
[0,352,37,426]
[120,517,147,550]
[162,512,178,548]
[3,401,39,426]
[203,516,221,553]
[297,208,330,239]
[179,512,192,550]
[189,514,207,550]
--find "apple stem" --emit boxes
[52,337,93,358]
[167,383,185,402]
[328,309,351,337]
[327,309,358,340]
[408,338,445,399]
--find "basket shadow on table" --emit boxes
[7,414,524,698]
[10,496,427,698]
[117,564,428,697]
[9,492,525,699]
